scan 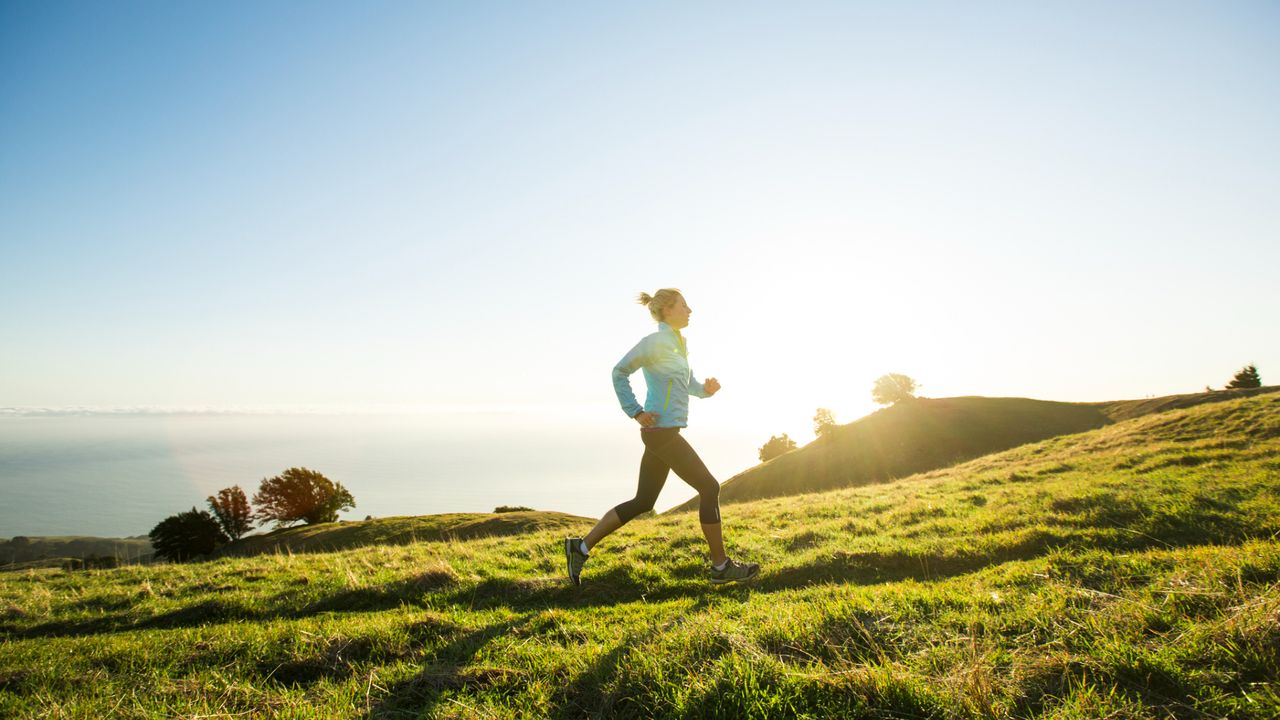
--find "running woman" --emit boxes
[565,288,760,585]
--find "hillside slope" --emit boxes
[0,536,153,570]
[672,386,1278,513]
[1095,385,1278,421]
[213,511,592,558]
[2,393,1277,718]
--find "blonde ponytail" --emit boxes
[636,288,682,322]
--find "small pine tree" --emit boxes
[872,373,918,405]
[253,467,355,528]
[1226,364,1262,389]
[207,485,254,540]
[149,507,229,562]
[813,408,837,438]
[758,434,798,462]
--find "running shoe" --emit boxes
[710,557,760,585]
[565,537,588,585]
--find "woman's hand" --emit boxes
[634,411,658,427]
[704,377,721,396]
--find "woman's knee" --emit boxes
[698,495,721,524]
[698,482,720,518]
[615,498,656,523]
[698,477,720,502]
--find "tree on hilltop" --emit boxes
[207,485,254,540]
[1226,364,1262,389]
[759,434,798,462]
[813,408,837,438]
[253,467,355,528]
[149,507,229,562]
[872,373,918,405]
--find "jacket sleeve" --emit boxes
[688,369,710,399]
[612,335,653,418]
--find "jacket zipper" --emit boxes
[662,327,683,415]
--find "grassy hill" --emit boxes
[0,536,154,571]
[214,511,592,559]
[1,392,1277,718]
[1095,385,1279,421]
[671,386,1279,513]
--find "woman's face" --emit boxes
[664,295,692,328]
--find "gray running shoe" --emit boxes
[710,558,760,585]
[565,537,588,585]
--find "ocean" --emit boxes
[0,410,764,538]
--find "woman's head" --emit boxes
[637,288,691,328]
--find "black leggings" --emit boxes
[613,428,721,525]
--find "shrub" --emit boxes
[149,507,229,562]
[494,505,534,513]
[759,434,798,462]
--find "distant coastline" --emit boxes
[0,403,613,417]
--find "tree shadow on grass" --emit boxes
[256,635,380,687]
[754,531,1070,592]
[8,598,248,639]
[359,592,761,718]
[677,666,956,720]
[7,571,461,640]
[139,610,468,691]
[251,613,466,690]
[436,564,674,612]
[362,613,536,719]
[546,595,719,719]
[433,537,1078,614]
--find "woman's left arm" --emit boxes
[690,371,720,398]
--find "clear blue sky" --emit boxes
[2,1,1277,441]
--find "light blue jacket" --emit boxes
[612,321,711,428]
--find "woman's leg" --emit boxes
[701,520,727,567]
[585,435,672,551]
[583,508,621,550]
[644,431,727,565]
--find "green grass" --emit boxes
[213,511,592,559]
[674,386,1279,511]
[2,393,1278,718]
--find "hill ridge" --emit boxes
[211,510,592,559]
[669,385,1279,513]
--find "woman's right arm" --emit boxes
[612,335,652,419]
